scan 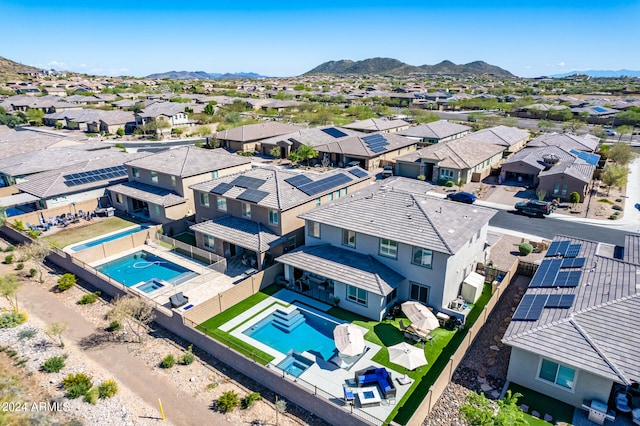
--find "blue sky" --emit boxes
[1,0,639,78]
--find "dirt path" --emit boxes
[16,278,228,426]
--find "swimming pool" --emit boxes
[243,307,339,361]
[95,250,196,287]
[70,225,149,252]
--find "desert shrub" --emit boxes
[417,174,426,181]
[609,214,618,220]
[598,198,614,204]
[161,354,175,369]
[217,390,240,413]
[518,243,534,256]
[62,373,93,399]
[56,273,76,291]
[15,263,24,270]
[615,198,623,202]
[107,320,122,332]
[27,229,40,239]
[4,254,14,264]
[42,355,66,373]
[241,392,262,409]
[78,292,100,305]
[13,220,24,231]
[4,245,14,252]
[0,311,28,328]
[28,268,37,278]
[179,351,195,365]
[612,205,623,211]
[84,387,99,405]
[98,380,119,398]
[445,180,455,187]
[17,327,37,341]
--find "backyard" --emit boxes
[42,216,145,248]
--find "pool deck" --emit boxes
[224,290,411,423]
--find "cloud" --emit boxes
[47,60,67,69]
[524,65,531,69]
[557,61,565,67]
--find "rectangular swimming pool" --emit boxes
[95,250,196,287]
[243,307,339,361]
[70,225,149,252]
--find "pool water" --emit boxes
[70,225,149,252]
[244,307,338,361]
[96,251,195,287]
[135,279,165,293]
[276,352,314,377]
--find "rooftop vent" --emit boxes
[542,154,560,169]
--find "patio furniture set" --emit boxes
[344,367,397,408]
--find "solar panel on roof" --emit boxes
[513,295,535,320]
[236,189,269,204]
[557,240,570,255]
[565,271,581,287]
[544,294,562,308]
[525,295,547,321]
[321,127,348,139]
[211,182,233,195]
[543,294,575,309]
[297,173,352,196]
[561,258,585,269]
[284,175,313,188]
[545,241,561,257]
[349,168,368,178]
[231,176,266,189]
[565,244,582,258]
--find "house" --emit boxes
[499,146,597,200]
[276,177,497,321]
[95,110,136,134]
[503,235,640,409]
[341,118,410,134]
[468,125,530,156]
[394,136,504,183]
[108,146,251,224]
[134,102,193,136]
[526,132,599,153]
[189,166,372,270]
[42,87,67,97]
[397,120,472,145]
[215,122,304,153]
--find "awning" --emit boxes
[190,216,285,253]
[108,181,186,207]
[0,193,39,208]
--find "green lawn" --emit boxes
[508,382,574,425]
[173,232,196,246]
[196,284,282,365]
[42,216,143,248]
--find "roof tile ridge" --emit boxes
[412,194,453,254]
[256,222,264,252]
[502,317,573,342]
[271,169,283,210]
[179,146,190,177]
[367,255,385,295]
[569,317,630,385]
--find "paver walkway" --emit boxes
[16,279,225,425]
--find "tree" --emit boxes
[0,274,21,311]
[537,119,554,132]
[24,108,45,126]
[536,189,547,201]
[270,147,281,161]
[562,120,583,133]
[295,144,318,166]
[45,322,68,348]
[608,142,637,165]
[204,101,217,116]
[569,191,581,208]
[116,128,125,137]
[460,390,527,426]
[616,125,633,142]
[107,296,155,343]
[601,164,628,195]
[288,151,301,165]
[17,239,51,283]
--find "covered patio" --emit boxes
[109,180,186,222]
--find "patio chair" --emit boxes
[399,319,410,331]
[343,385,355,405]
[170,292,189,308]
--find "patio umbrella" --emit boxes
[401,301,439,332]
[388,342,428,371]
[333,323,365,357]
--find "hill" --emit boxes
[550,69,640,78]
[0,56,42,82]
[146,71,268,80]
[304,58,514,77]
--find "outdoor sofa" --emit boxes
[354,367,396,398]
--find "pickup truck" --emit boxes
[514,200,554,217]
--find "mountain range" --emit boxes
[550,69,640,78]
[146,71,267,80]
[0,56,41,82]
[303,58,515,77]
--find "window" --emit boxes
[285,236,296,252]
[440,169,453,179]
[242,202,251,218]
[269,210,279,225]
[346,285,367,305]
[151,171,158,183]
[342,229,356,248]
[315,198,321,207]
[553,182,560,195]
[333,190,340,199]
[341,188,347,197]
[115,193,123,204]
[379,239,398,258]
[171,175,176,186]
[328,193,334,201]
[132,167,139,178]
[386,288,397,306]
[204,235,215,249]
[538,359,576,390]
[216,196,227,212]
[412,247,432,268]
[308,221,320,238]
[199,192,209,207]
[154,205,160,215]
[211,170,218,179]
[410,282,429,304]
[561,184,568,196]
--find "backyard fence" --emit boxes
[156,233,226,272]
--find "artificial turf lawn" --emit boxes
[173,232,196,246]
[43,216,143,248]
[508,382,574,425]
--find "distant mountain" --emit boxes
[550,69,640,78]
[146,70,268,80]
[304,58,514,77]
[0,55,42,82]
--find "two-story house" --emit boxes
[189,167,372,270]
[276,177,497,321]
[108,147,251,223]
[134,102,193,136]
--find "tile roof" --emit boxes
[503,145,595,183]
[190,216,284,253]
[300,177,496,255]
[137,102,188,118]
[190,166,371,211]
[215,122,304,143]
[342,118,409,132]
[108,181,186,207]
[397,120,471,140]
[394,136,504,170]
[527,132,599,152]
[503,235,640,385]
[258,126,363,148]
[125,147,251,177]
[469,125,530,148]
[276,244,404,296]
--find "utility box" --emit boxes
[461,272,484,303]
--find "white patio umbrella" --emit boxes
[388,342,428,371]
[401,301,440,332]
[333,323,365,357]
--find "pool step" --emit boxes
[272,309,306,333]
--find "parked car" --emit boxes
[382,166,393,178]
[604,129,617,136]
[514,199,554,217]
[446,191,477,204]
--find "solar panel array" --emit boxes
[362,134,389,153]
[210,182,233,195]
[297,173,353,196]
[64,166,127,187]
[349,168,368,178]
[231,176,266,189]
[513,293,576,321]
[529,259,562,287]
[529,258,582,288]
[545,240,582,258]
[321,127,348,139]
[284,175,313,187]
[561,257,586,269]
[570,149,600,166]
[236,189,269,203]
[565,244,582,258]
